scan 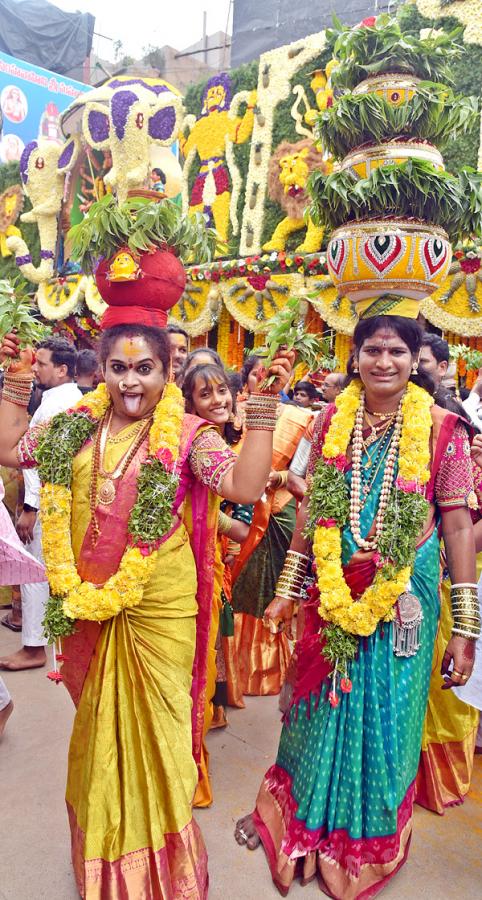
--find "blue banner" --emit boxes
[0,50,90,163]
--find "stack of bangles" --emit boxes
[217,510,232,536]
[245,392,278,431]
[271,470,288,489]
[275,550,309,603]
[450,583,481,641]
[2,371,34,407]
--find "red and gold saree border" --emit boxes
[68,803,208,900]
[254,765,415,900]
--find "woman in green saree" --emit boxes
[235,313,479,899]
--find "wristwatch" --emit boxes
[23,503,38,513]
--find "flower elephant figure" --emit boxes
[82,88,184,202]
[7,138,80,285]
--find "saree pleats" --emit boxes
[254,502,441,898]
[66,526,208,899]
[416,577,478,814]
[232,498,296,695]
[234,613,291,695]
[255,532,440,898]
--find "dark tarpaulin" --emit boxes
[231,0,390,67]
[0,0,95,76]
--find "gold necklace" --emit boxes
[363,410,395,448]
[106,418,146,445]
[92,409,151,511]
[365,408,399,417]
[362,416,395,465]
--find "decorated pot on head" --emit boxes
[327,218,451,302]
[340,140,444,179]
[352,72,421,105]
[95,244,186,329]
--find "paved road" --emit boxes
[0,625,480,899]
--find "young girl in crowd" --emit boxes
[183,362,253,805]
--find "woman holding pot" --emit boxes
[0,218,293,897]
[235,306,479,899]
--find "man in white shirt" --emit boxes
[0,338,82,671]
[462,373,482,429]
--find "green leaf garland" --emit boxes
[326,13,463,90]
[308,159,482,241]
[316,86,479,160]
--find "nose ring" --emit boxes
[119,380,127,392]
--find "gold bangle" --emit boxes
[217,511,232,536]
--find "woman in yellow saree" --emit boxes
[0,320,293,900]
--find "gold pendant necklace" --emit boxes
[90,407,151,546]
[97,412,150,506]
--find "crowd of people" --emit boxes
[0,313,480,899]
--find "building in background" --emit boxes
[180,30,231,71]
[90,30,231,95]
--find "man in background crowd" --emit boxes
[75,348,101,395]
[287,371,345,499]
[292,380,320,408]
[320,372,345,404]
[0,338,82,672]
[419,333,474,424]
[167,324,189,384]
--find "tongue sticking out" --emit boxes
[123,394,142,415]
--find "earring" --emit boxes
[353,363,359,374]
[411,362,419,375]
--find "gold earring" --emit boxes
[353,363,359,374]
[411,362,419,375]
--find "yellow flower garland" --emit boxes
[313,381,433,636]
[40,382,185,623]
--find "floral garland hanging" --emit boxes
[306,380,434,664]
[37,381,184,641]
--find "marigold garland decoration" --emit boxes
[39,381,184,640]
[307,381,433,659]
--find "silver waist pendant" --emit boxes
[393,589,423,657]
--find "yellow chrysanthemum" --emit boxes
[40,383,184,624]
[322,380,362,459]
[72,381,110,419]
[149,382,185,459]
[312,379,433,638]
[398,382,433,485]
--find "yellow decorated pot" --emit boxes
[352,73,421,105]
[327,219,452,302]
[340,141,444,179]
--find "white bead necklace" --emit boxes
[349,391,403,551]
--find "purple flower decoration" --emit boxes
[148,106,176,141]
[108,78,168,96]
[19,141,38,185]
[57,140,75,170]
[87,109,110,144]
[111,90,139,140]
